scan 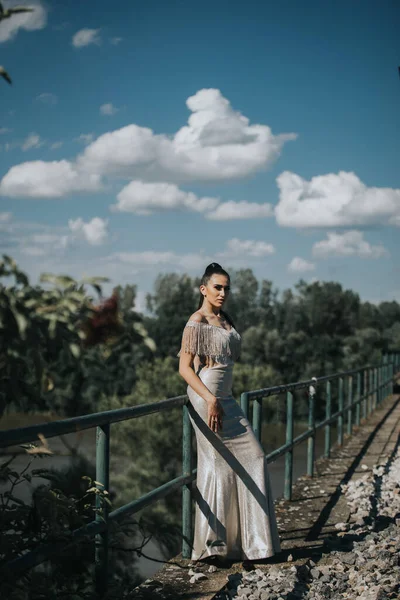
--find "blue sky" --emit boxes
[0,0,399,310]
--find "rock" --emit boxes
[311,568,322,579]
[287,553,293,562]
[237,586,254,595]
[190,572,207,583]
[341,553,356,565]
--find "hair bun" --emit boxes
[205,262,222,273]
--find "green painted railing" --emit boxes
[0,352,399,595]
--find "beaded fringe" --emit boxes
[177,321,233,359]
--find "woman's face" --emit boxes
[201,274,230,309]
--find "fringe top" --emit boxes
[177,320,241,364]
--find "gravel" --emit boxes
[207,446,400,600]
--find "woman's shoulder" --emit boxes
[186,311,207,324]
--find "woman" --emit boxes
[178,263,281,566]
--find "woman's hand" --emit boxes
[207,397,224,433]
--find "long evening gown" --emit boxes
[179,319,281,561]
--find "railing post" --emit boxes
[368,368,373,415]
[347,375,353,436]
[241,392,249,419]
[95,423,110,597]
[284,391,294,501]
[390,358,394,396]
[338,376,344,446]
[252,397,262,442]
[324,380,331,458]
[373,367,377,410]
[182,404,193,559]
[363,369,367,420]
[383,354,388,399]
[307,378,316,476]
[378,363,382,405]
[355,371,361,427]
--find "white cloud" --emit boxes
[206,200,274,220]
[0,160,103,198]
[0,217,69,257]
[288,257,315,273]
[312,231,389,259]
[100,103,118,116]
[110,36,123,45]
[31,233,64,244]
[112,181,219,215]
[50,141,63,150]
[109,237,275,275]
[75,133,94,145]
[108,250,213,276]
[275,171,400,228]
[0,128,12,135]
[36,92,58,105]
[79,88,297,183]
[21,133,43,151]
[20,245,47,257]
[0,1,47,43]
[223,238,275,257]
[0,212,12,222]
[1,89,296,198]
[68,217,109,246]
[72,28,101,48]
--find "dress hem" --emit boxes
[192,546,281,562]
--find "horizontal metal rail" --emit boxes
[0,353,399,596]
[0,395,188,449]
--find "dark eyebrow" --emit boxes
[214,284,230,289]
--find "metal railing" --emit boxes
[0,352,399,595]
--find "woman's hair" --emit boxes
[197,263,234,327]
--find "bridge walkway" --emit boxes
[131,390,400,600]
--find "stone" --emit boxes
[190,572,207,583]
[341,553,356,565]
[310,568,322,579]
[237,586,253,595]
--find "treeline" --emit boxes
[144,269,400,387]
[2,257,400,423]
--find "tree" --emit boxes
[225,268,260,331]
[0,256,154,417]
[145,273,198,358]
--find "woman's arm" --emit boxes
[178,313,223,432]
[179,350,216,404]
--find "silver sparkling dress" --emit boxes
[179,320,281,561]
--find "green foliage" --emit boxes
[0,450,109,599]
[145,273,198,358]
[0,256,155,418]
[107,357,186,517]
